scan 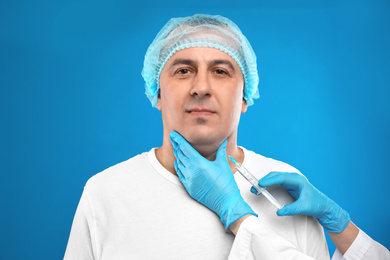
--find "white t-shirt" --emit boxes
[64,148,329,260]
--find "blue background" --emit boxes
[1,0,389,259]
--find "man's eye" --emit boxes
[214,69,227,75]
[177,69,190,74]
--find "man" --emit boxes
[64,14,329,259]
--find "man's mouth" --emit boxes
[186,107,216,117]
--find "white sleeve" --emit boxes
[331,229,390,260]
[64,188,97,260]
[228,216,325,260]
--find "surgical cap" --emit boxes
[141,14,260,107]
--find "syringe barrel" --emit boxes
[236,164,260,186]
[235,164,283,209]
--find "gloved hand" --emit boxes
[170,131,257,229]
[251,172,350,233]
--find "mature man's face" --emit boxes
[158,47,247,149]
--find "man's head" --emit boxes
[142,14,259,108]
[142,14,259,156]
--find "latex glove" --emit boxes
[170,131,257,229]
[251,172,350,233]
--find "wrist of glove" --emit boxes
[170,131,257,228]
[313,196,350,233]
[219,191,257,229]
[254,171,350,233]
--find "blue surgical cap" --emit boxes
[141,14,260,108]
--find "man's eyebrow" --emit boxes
[209,59,236,72]
[169,59,196,69]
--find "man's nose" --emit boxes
[190,70,211,98]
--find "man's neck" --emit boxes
[155,136,244,176]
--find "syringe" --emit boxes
[229,156,283,210]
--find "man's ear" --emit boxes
[157,92,162,111]
[241,98,247,114]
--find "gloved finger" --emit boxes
[215,139,228,161]
[276,200,305,216]
[170,131,200,159]
[258,172,303,189]
[250,186,260,195]
[172,143,179,159]
[170,132,179,153]
[258,172,287,188]
[174,146,192,168]
[176,155,187,171]
[174,160,186,183]
[249,172,286,195]
[170,131,201,159]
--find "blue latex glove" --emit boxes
[170,131,257,229]
[251,172,350,233]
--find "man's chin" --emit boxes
[180,132,222,150]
